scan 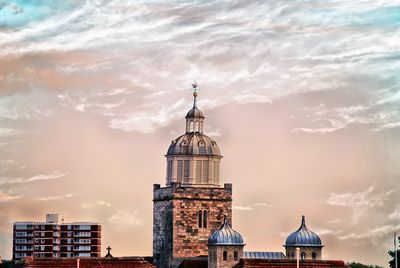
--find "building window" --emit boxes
[167,160,173,179]
[301,252,306,260]
[203,210,208,228]
[77,225,91,230]
[234,251,238,261]
[202,160,208,182]
[196,160,202,181]
[16,232,27,237]
[198,210,208,228]
[183,160,190,181]
[312,252,317,260]
[15,253,26,258]
[189,121,194,132]
[15,224,28,230]
[177,160,183,181]
[214,161,219,181]
[223,251,228,261]
[198,210,203,228]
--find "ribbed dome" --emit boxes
[208,217,244,246]
[167,133,221,157]
[285,216,322,247]
[186,106,204,118]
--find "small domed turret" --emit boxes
[284,216,323,260]
[285,216,322,247]
[208,216,245,267]
[208,217,244,246]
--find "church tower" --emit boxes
[153,84,233,268]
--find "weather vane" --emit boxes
[192,82,199,95]
[191,82,199,107]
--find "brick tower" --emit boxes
[153,84,232,268]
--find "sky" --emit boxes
[0,0,400,266]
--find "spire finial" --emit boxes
[301,215,306,226]
[192,82,198,108]
[222,215,229,227]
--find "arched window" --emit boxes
[177,160,183,181]
[198,210,202,228]
[312,252,317,260]
[223,251,228,261]
[189,121,194,132]
[301,252,306,260]
[203,210,208,228]
[234,251,238,261]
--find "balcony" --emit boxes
[15,246,33,251]
[74,232,91,237]
[74,247,91,251]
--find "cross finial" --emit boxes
[105,245,113,257]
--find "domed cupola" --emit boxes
[208,216,244,246]
[285,216,322,247]
[165,84,222,187]
[284,216,323,260]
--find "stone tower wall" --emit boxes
[153,183,232,268]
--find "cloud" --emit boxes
[1,171,69,185]
[108,210,143,231]
[233,94,272,105]
[0,191,21,202]
[326,186,395,224]
[0,89,54,120]
[36,193,82,201]
[326,186,374,207]
[0,127,22,137]
[233,202,272,211]
[23,171,68,183]
[81,200,111,209]
[109,98,188,133]
[339,224,400,240]
[389,206,400,220]
[313,228,342,236]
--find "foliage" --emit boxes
[348,262,383,268]
[388,235,400,268]
[388,250,400,268]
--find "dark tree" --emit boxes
[389,249,400,268]
[348,262,383,268]
[389,235,400,268]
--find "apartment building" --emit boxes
[13,214,101,260]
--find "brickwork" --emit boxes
[153,183,232,268]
